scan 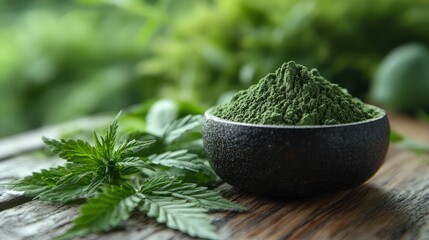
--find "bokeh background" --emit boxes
[1,0,429,137]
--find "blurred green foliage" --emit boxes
[1,0,429,137]
[371,43,429,112]
[0,0,150,137]
[141,0,429,104]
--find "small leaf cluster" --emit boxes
[7,106,244,240]
[10,113,154,203]
[59,176,244,240]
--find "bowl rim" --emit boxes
[205,104,387,129]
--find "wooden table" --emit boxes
[0,115,428,240]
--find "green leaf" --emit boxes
[140,196,219,240]
[57,185,142,240]
[8,169,59,197]
[116,139,156,158]
[42,137,99,164]
[149,150,214,177]
[145,99,179,136]
[55,163,98,185]
[158,184,245,211]
[8,166,102,203]
[9,111,159,203]
[162,115,202,144]
[141,176,245,211]
[100,111,121,159]
[9,111,244,240]
[139,175,172,193]
[116,157,154,175]
[38,179,98,203]
[143,165,217,186]
[165,132,203,152]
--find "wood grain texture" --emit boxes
[0,115,428,240]
[0,116,110,160]
[0,155,61,182]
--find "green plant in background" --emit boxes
[7,103,244,240]
[0,0,159,137]
[370,43,429,112]
[139,0,429,104]
[2,0,429,138]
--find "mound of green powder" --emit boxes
[213,61,379,125]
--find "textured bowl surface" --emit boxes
[202,107,390,197]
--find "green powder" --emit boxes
[213,61,379,125]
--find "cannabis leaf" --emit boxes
[56,176,243,240]
[140,176,245,211]
[138,176,243,239]
[8,112,155,202]
[149,150,215,177]
[9,168,69,197]
[128,115,204,155]
[162,115,202,144]
[57,184,142,240]
[141,197,218,240]
[7,110,245,240]
[126,114,216,185]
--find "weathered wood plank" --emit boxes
[389,113,429,142]
[0,155,62,211]
[0,115,428,240]
[1,147,428,240]
[0,200,79,239]
[218,150,429,240]
[0,128,57,161]
[0,155,61,182]
[0,116,110,160]
[0,191,30,212]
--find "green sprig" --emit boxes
[7,112,245,240]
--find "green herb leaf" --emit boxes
[8,111,244,240]
[8,168,62,197]
[38,179,98,203]
[141,176,245,211]
[140,196,219,240]
[126,115,205,157]
[149,150,214,177]
[7,112,155,202]
[116,139,155,158]
[43,138,99,164]
[58,176,243,240]
[57,185,142,240]
[145,99,179,136]
[163,115,202,144]
[116,157,154,175]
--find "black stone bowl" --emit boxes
[202,106,390,197]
